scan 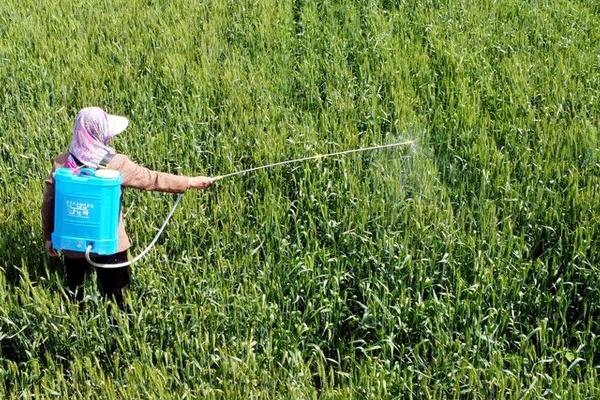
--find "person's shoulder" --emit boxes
[107,153,135,169]
[53,152,69,169]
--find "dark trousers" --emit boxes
[65,250,130,310]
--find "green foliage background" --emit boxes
[1,0,599,398]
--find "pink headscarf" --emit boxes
[65,107,129,169]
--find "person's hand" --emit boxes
[189,176,214,189]
[45,240,58,257]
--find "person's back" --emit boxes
[41,107,213,310]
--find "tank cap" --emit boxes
[95,169,120,179]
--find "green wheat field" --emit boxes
[1,0,599,398]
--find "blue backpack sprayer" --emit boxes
[51,141,414,269]
[52,167,122,255]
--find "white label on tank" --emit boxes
[66,200,94,218]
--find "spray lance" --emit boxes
[54,140,413,268]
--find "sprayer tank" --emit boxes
[51,167,122,255]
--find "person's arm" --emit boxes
[112,155,213,192]
[41,172,58,256]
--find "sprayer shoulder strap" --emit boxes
[98,153,115,169]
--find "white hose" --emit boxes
[85,140,413,269]
[212,140,414,181]
[85,193,183,268]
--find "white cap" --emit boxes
[95,169,120,179]
[107,114,129,138]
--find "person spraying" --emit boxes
[41,107,214,310]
